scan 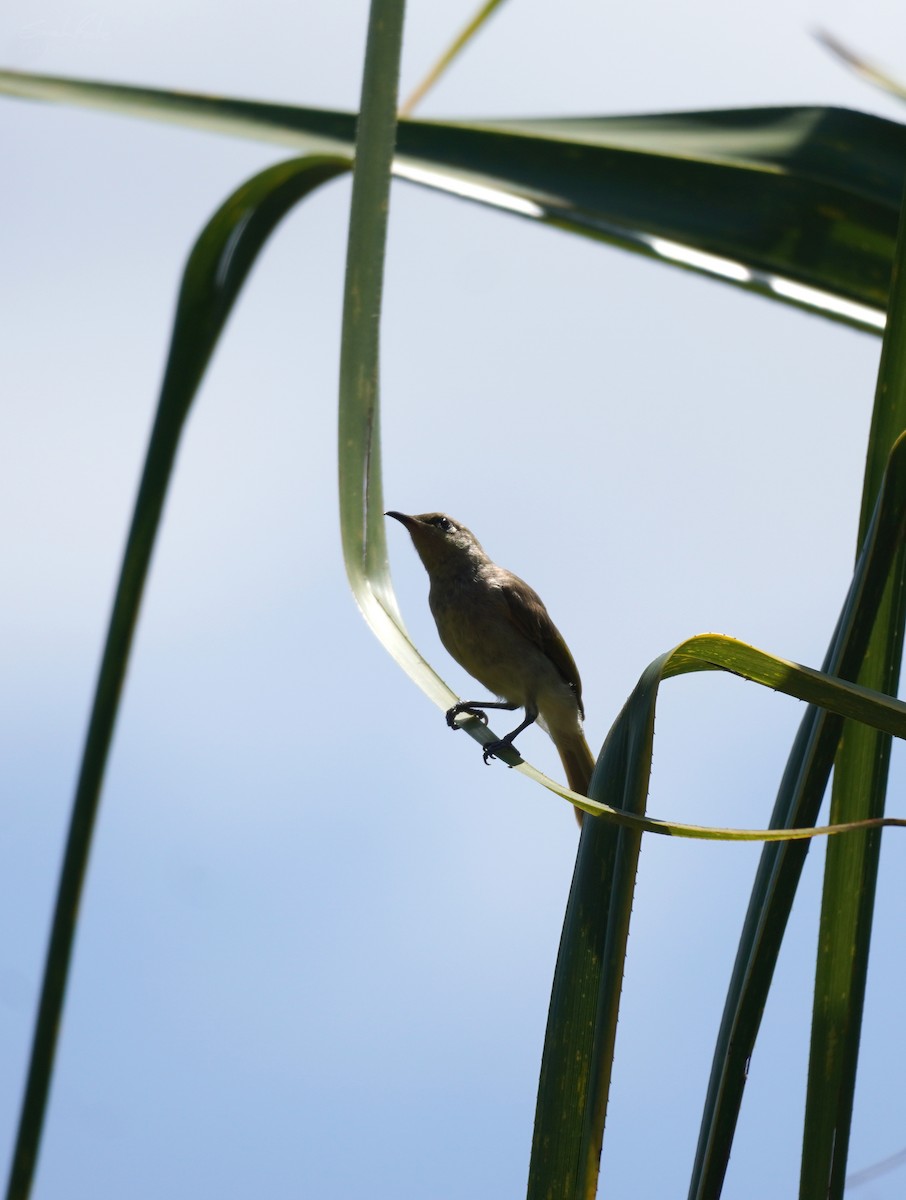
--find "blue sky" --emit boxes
[3,1,906,1196]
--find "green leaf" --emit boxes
[399,0,510,116]
[3,153,349,1200]
[816,30,906,105]
[2,67,904,330]
[687,387,906,1193]
[799,185,906,1198]
[523,630,906,842]
[531,431,906,1200]
[338,0,407,647]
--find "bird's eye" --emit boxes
[433,516,452,531]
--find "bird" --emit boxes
[386,511,593,822]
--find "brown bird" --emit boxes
[386,511,593,821]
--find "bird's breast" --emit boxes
[428,572,569,719]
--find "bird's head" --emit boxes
[385,511,486,576]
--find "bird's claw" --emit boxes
[482,739,513,767]
[445,705,488,729]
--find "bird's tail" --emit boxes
[554,730,595,827]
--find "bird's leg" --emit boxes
[482,707,539,766]
[446,700,518,729]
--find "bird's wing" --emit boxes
[498,570,585,717]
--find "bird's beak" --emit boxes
[385,510,416,530]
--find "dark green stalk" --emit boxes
[688,426,906,1200]
[528,669,659,1198]
[799,174,906,1200]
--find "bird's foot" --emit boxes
[446,704,489,729]
[482,738,515,767]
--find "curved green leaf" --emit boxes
[1,68,904,330]
[688,437,906,1193]
[799,183,906,1200]
[523,639,906,843]
[3,153,349,1200]
[534,432,906,1200]
[337,0,408,662]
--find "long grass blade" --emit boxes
[3,154,349,1200]
[530,433,906,1198]
[399,0,509,117]
[686,423,906,1198]
[1,68,904,330]
[799,176,906,1199]
[816,30,906,104]
[528,662,654,1199]
[333,0,419,704]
